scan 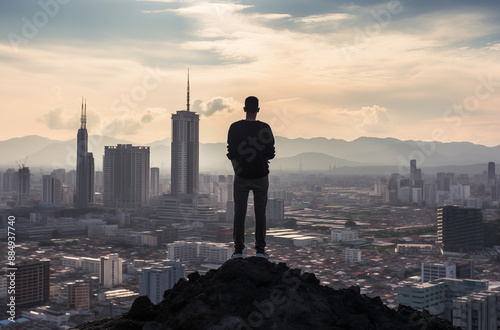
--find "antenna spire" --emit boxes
[187,68,190,112]
[81,98,87,129]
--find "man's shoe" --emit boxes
[256,252,269,259]
[231,252,243,259]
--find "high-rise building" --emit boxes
[87,152,95,204]
[94,170,104,193]
[66,280,90,310]
[99,254,123,287]
[424,183,437,207]
[140,260,185,304]
[488,162,496,187]
[12,260,50,307]
[103,144,150,209]
[151,167,160,197]
[2,168,18,192]
[42,175,63,205]
[171,71,199,195]
[437,205,483,253]
[17,165,30,204]
[452,290,500,329]
[410,159,417,179]
[488,162,497,200]
[266,198,284,225]
[76,100,94,208]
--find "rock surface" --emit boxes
[75,257,459,329]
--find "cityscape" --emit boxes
[2,0,500,329]
[1,76,500,329]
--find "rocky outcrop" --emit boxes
[75,257,458,329]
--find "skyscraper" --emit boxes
[488,162,495,186]
[2,168,18,192]
[76,100,94,208]
[151,167,160,197]
[171,71,199,195]
[488,162,497,200]
[42,174,63,205]
[103,144,150,209]
[17,165,30,204]
[437,205,483,253]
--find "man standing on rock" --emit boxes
[227,96,275,259]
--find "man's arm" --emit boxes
[230,159,239,171]
[226,123,237,160]
[264,125,275,160]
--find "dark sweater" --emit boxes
[227,120,275,178]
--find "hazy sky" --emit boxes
[1,0,500,146]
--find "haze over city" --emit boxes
[2,1,500,329]
[1,0,500,146]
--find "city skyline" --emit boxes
[1,1,500,147]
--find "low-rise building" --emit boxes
[343,248,361,264]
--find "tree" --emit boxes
[345,219,357,228]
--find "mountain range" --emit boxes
[1,135,499,176]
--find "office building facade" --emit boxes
[66,280,90,310]
[342,248,361,263]
[99,254,123,287]
[167,241,232,263]
[42,175,63,205]
[103,144,150,209]
[140,260,185,304]
[13,260,50,307]
[437,205,483,253]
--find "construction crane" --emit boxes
[16,156,28,169]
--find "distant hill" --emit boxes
[0,135,57,165]
[271,152,366,171]
[1,135,499,174]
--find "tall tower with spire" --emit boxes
[170,70,199,195]
[76,99,94,208]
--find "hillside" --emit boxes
[74,258,457,330]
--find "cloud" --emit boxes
[193,97,236,116]
[100,107,165,137]
[103,118,142,136]
[293,13,352,24]
[339,105,390,133]
[39,107,77,130]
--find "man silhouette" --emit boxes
[227,96,275,259]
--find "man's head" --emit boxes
[244,96,259,113]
